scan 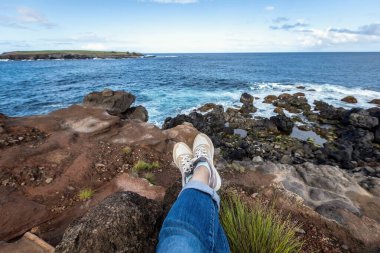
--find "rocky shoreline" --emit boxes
[0,51,144,61]
[0,89,379,252]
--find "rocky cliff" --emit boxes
[0,89,379,253]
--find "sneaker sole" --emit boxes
[193,133,221,191]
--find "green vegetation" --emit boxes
[122,146,132,154]
[144,172,156,184]
[78,188,95,201]
[132,160,160,174]
[220,193,303,253]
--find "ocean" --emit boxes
[0,53,379,125]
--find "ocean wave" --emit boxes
[155,55,178,58]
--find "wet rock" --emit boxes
[121,106,149,122]
[55,191,162,253]
[314,100,347,122]
[240,93,257,115]
[278,93,292,100]
[348,111,379,129]
[240,92,254,105]
[296,86,305,89]
[375,126,380,144]
[263,95,277,104]
[162,106,225,140]
[270,115,294,134]
[341,96,358,104]
[273,107,284,115]
[369,99,380,105]
[273,93,311,114]
[198,103,219,112]
[83,89,136,114]
[293,92,305,97]
[367,107,380,119]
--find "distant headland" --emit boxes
[0,50,147,60]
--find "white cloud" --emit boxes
[265,6,275,11]
[298,28,380,48]
[16,7,56,29]
[0,7,55,30]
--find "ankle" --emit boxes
[190,165,210,185]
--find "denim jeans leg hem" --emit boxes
[179,180,220,209]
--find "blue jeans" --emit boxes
[157,180,230,253]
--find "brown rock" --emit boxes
[369,99,380,105]
[0,188,50,241]
[296,86,305,89]
[263,95,277,104]
[278,93,292,100]
[293,92,306,97]
[341,96,358,104]
[198,103,218,112]
[240,92,254,105]
[273,107,284,115]
[102,88,114,97]
[83,89,136,114]
[122,106,148,122]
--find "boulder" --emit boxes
[314,100,347,122]
[369,99,380,105]
[240,93,257,115]
[83,89,136,114]
[55,191,162,253]
[240,92,254,105]
[273,94,311,114]
[198,103,219,112]
[273,107,284,115]
[270,115,294,134]
[263,95,277,104]
[121,106,149,122]
[278,93,292,100]
[293,92,305,97]
[348,112,379,129]
[375,126,380,144]
[341,96,358,104]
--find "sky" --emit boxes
[0,0,380,53]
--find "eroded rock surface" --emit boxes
[55,191,162,253]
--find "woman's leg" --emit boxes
[157,169,230,253]
[157,134,230,253]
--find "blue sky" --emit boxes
[0,0,379,53]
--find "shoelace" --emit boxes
[194,144,209,159]
[180,154,194,173]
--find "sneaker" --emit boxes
[192,133,221,191]
[173,142,194,187]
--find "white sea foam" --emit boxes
[166,82,379,124]
[156,55,178,58]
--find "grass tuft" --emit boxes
[132,160,160,174]
[220,192,303,253]
[78,188,94,201]
[144,172,156,184]
[122,146,132,154]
